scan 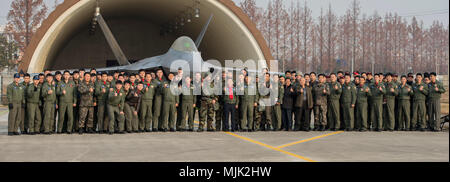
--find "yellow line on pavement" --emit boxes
[224,131,317,162]
[0,110,8,116]
[276,131,345,149]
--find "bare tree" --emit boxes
[325,3,337,73]
[287,0,299,71]
[272,0,284,65]
[280,5,290,72]
[408,17,421,73]
[317,8,325,72]
[5,0,48,64]
[300,1,312,73]
[238,0,448,74]
[0,34,19,70]
[239,0,262,25]
[349,0,360,73]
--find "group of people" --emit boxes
[6,67,446,136]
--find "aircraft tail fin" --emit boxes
[96,12,130,66]
[195,14,213,48]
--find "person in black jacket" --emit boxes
[124,81,143,133]
[282,78,296,131]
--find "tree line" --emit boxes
[239,0,449,75]
[1,0,448,75]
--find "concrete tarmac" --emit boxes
[0,108,448,162]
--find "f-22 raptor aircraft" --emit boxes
[92,6,217,74]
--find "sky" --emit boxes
[232,0,449,27]
[0,0,448,28]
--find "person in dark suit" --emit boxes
[282,77,296,131]
[294,77,314,131]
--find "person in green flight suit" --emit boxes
[161,73,180,132]
[397,75,414,131]
[19,73,31,134]
[355,76,372,131]
[7,73,25,135]
[239,75,259,132]
[340,73,356,131]
[382,73,398,131]
[41,74,57,134]
[56,70,77,134]
[95,72,111,133]
[107,80,125,134]
[26,75,42,135]
[369,74,386,131]
[272,75,284,131]
[180,76,197,131]
[411,73,428,131]
[327,73,342,131]
[141,73,156,132]
[153,69,166,131]
[427,72,446,131]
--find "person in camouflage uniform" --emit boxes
[312,74,330,131]
[199,73,217,132]
[56,71,77,134]
[427,72,446,131]
[90,73,99,130]
[7,73,25,135]
[78,73,96,134]
[383,73,398,131]
[397,75,414,131]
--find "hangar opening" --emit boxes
[20,0,273,73]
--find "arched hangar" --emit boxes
[19,0,273,73]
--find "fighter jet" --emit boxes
[92,6,217,74]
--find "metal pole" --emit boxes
[436,50,438,74]
[371,59,374,74]
[351,57,354,75]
